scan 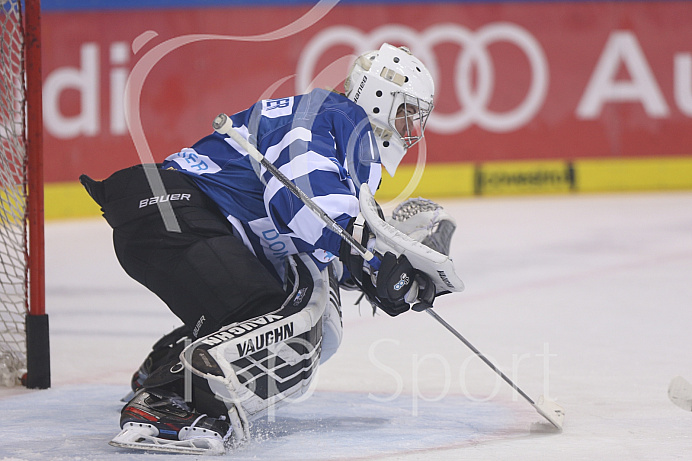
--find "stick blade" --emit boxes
[669,376,692,411]
[532,395,565,431]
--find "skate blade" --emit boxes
[109,428,226,455]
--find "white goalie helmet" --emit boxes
[344,43,435,176]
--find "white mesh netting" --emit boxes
[0,0,27,386]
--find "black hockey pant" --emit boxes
[80,164,287,338]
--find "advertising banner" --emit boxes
[40,1,692,213]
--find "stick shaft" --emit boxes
[425,308,536,405]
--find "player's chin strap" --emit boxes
[358,184,465,296]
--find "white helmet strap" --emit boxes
[380,67,406,86]
[370,124,393,142]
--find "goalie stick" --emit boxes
[358,189,563,428]
[212,113,380,270]
[425,309,565,430]
[212,113,565,431]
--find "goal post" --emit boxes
[25,0,49,389]
[0,0,49,389]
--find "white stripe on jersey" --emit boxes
[263,127,312,165]
[279,151,341,179]
[263,151,343,208]
[226,214,256,257]
[366,131,382,192]
[287,193,359,245]
[367,130,376,159]
[286,205,323,245]
[314,193,360,222]
[223,124,251,156]
[367,162,382,195]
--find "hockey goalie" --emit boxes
[81,43,463,455]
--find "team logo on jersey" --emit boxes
[166,148,221,175]
[262,97,294,118]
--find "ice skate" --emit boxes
[109,388,232,455]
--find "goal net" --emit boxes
[0,0,48,388]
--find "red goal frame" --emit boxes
[25,0,49,389]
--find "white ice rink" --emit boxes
[2,191,692,460]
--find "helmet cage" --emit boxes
[388,92,433,150]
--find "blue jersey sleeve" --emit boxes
[161,89,381,279]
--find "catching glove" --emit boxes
[339,215,434,316]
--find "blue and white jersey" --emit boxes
[163,88,382,282]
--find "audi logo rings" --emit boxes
[297,23,549,133]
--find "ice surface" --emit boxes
[2,191,692,460]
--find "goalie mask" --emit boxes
[344,43,435,176]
